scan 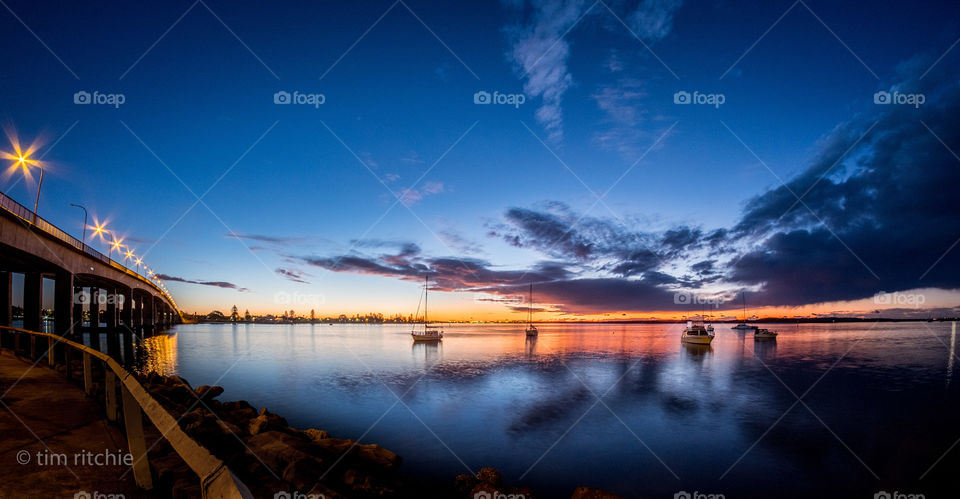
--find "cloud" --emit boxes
[398,181,444,206]
[276,268,309,284]
[728,55,960,306]
[156,274,248,292]
[627,0,683,41]
[226,234,306,244]
[505,0,586,143]
[286,55,960,315]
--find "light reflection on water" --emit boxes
[141,322,960,498]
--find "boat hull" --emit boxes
[681,334,715,345]
[412,334,442,341]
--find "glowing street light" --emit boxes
[109,237,124,260]
[1,138,44,217]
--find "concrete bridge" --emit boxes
[0,191,180,339]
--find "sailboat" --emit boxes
[732,291,756,330]
[525,283,538,337]
[411,275,443,342]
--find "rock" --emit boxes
[303,428,329,441]
[308,437,400,469]
[477,467,502,486]
[455,473,479,493]
[282,457,327,491]
[246,431,314,475]
[307,483,344,499]
[353,443,400,469]
[195,385,225,403]
[249,408,288,435]
[571,487,626,499]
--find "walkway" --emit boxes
[0,350,149,497]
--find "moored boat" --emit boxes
[681,320,715,345]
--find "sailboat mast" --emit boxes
[424,275,428,324]
[528,283,533,324]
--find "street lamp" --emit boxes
[109,237,124,260]
[69,203,88,250]
[1,141,43,218]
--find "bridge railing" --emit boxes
[0,191,178,313]
[0,326,253,498]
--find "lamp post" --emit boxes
[109,238,123,261]
[2,145,42,220]
[69,203,88,250]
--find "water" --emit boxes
[139,322,960,498]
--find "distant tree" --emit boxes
[290,309,295,319]
[244,309,252,322]
[310,309,315,321]
[230,305,239,322]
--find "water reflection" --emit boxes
[136,322,960,498]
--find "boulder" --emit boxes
[249,408,288,435]
[571,487,626,499]
[195,385,224,402]
[282,457,327,491]
[303,428,330,441]
[245,431,314,474]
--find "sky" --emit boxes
[1,0,959,321]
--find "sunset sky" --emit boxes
[2,0,959,320]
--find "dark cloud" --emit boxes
[226,234,306,244]
[729,56,960,306]
[276,268,309,284]
[289,55,960,314]
[156,274,248,292]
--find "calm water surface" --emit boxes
[138,322,960,498]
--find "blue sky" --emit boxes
[2,0,959,319]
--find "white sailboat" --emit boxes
[732,291,756,330]
[411,275,443,342]
[525,283,538,337]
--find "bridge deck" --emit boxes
[0,351,151,498]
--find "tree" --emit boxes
[230,305,239,322]
[310,309,315,321]
[244,309,252,322]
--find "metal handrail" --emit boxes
[0,326,252,498]
[0,191,179,314]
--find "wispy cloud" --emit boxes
[156,274,249,292]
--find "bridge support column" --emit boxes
[23,272,42,332]
[134,296,143,331]
[104,287,117,329]
[119,287,132,327]
[0,271,11,327]
[142,296,154,332]
[73,285,84,330]
[54,272,74,336]
[88,286,100,350]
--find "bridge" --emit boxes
[0,191,180,341]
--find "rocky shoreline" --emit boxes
[137,371,625,498]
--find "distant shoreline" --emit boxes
[186,317,958,325]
